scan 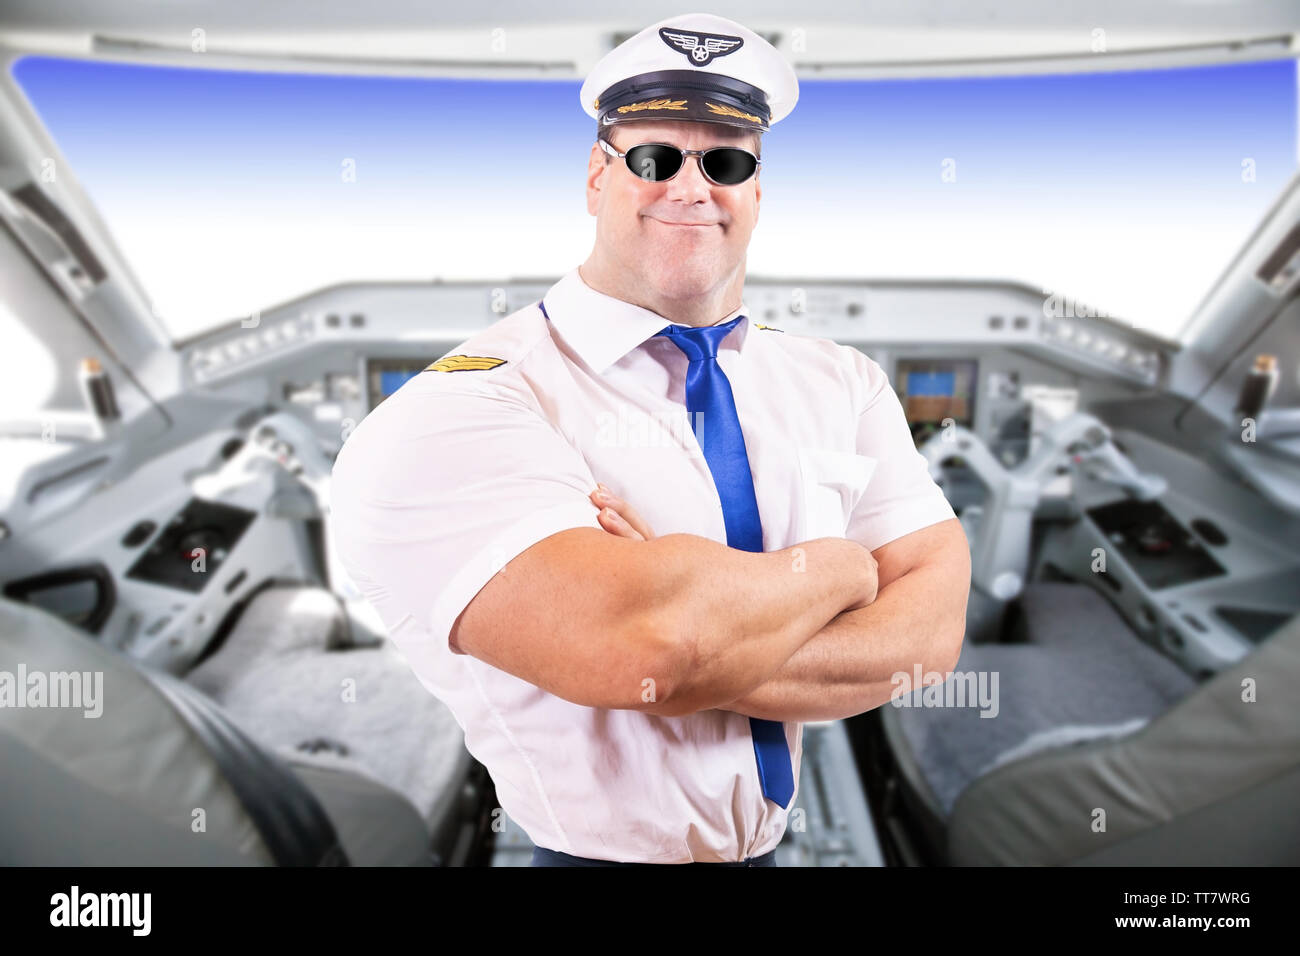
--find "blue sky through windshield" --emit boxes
[13,55,1298,341]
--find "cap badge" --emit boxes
[658,28,743,67]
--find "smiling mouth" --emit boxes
[647,216,719,227]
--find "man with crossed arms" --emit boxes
[330,12,969,866]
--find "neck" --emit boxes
[579,250,745,328]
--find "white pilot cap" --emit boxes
[579,12,799,134]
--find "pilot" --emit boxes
[329,12,969,867]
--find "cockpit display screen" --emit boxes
[895,358,977,444]
[366,359,430,410]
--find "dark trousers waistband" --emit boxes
[530,846,778,867]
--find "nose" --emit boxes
[664,152,713,200]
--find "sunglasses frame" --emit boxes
[597,138,762,187]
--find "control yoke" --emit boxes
[917,412,1166,602]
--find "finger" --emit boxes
[589,486,653,539]
[598,506,644,541]
[591,486,656,540]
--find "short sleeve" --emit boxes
[329,378,602,656]
[844,351,956,553]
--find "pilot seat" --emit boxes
[0,586,480,865]
[873,581,1300,865]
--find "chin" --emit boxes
[648,264,728,298]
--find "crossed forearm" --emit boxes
[584,485,964,720]
[714,559,967,722]
[647,535,876,715]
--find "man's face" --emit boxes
[586,119,761,301]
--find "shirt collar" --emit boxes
[541,266,753,374]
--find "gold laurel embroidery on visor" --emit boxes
[424,355,507,372]
[615,97,689,114]
[705,102,761,123]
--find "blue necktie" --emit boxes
[654,316,795,810]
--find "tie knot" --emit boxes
[654,315,746,362]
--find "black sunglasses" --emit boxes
[598,139,761,186]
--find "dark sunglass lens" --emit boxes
[703,148,757,185]
[625,144,682,182]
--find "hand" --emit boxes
[589,483,657,541]
[843,542,880,612]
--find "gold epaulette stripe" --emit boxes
[424,355,507,372]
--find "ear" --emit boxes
[586,142,608,217]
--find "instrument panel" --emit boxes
[172,277,1177,473]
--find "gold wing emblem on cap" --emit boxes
[616,97,688,115]
[424,355,507,372]
[706,102,761,124]
[753,323,784,332]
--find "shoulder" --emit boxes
[421,305,551,386]
[391,303,554,410]
[748,322,887,404]
[333,305,552,476]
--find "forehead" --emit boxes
[609,120,757,148]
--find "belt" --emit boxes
[530,847,778,867]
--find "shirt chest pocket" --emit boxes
[796,447,877,540]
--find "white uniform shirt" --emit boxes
[329,265,956,863]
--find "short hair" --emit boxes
[597,122,761,161]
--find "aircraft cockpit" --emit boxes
[1,3,1297,884]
